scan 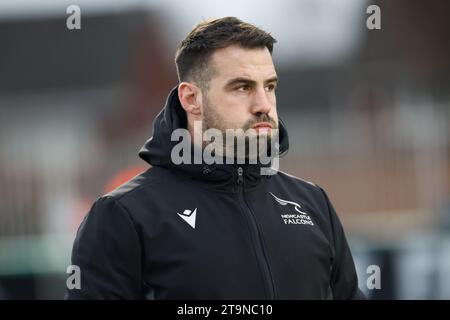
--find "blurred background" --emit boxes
[0,0,449,299]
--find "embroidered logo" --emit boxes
[269,192,314,226]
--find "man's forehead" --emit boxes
[210,45,276,80]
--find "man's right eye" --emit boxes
[237,85,250,92]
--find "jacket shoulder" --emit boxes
[275,170,320,190]
[103,166,163,202]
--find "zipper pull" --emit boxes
[236,167,244,185]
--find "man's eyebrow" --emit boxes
[265,76,278,85]
[225,76,278,87]
[225,77,256,87]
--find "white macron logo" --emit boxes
[177,208,197,229]
[269,192,314,226]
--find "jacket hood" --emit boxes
[139,86,289,187]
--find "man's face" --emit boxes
[201,45,279,136]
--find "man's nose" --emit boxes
[250,87,272,115]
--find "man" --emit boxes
[66,17,364,299]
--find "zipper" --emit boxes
[236,166,277,299]
[236,167,244,184]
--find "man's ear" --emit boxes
[178,82,202,116]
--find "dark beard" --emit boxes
[202,95,279,164]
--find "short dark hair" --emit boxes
[175,17,276,89]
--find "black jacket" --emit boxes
[66,87,364,299]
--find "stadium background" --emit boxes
[0,0,449,299]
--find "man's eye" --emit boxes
[237,85,250,92]
[266,84,276,92]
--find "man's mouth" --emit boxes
[252,122,273,133]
